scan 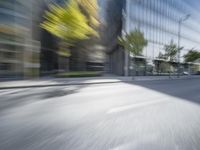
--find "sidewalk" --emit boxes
[0,75,199,90]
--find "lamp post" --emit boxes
[177,14,190,78]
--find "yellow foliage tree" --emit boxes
[77,0,99,27]
[41,0,98,42]
[41,0,99,56]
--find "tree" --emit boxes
[77,0,99,27]
[118,29,148,56]
[184,49,200,62]
[118,29,148,76]
[158,52,167,60]
[163,40,182,61]
[41,0,99,56]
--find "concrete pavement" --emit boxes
[0,79,200,150]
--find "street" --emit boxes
[0,79,200,150]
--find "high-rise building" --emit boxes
[0,0,41,79]
[0,0,66,79]
[101,0,125,75]
[105,0,200,76]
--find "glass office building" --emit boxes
[122,0,200,75]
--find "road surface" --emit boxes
[0,79,200,150]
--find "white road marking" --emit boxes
[107,100,164,114]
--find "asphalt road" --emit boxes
[0,79,200,150]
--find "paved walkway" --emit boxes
[0,75,199,89]
[1,78,200,150]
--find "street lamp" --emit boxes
[177,14,190,78]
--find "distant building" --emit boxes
[192,58,200,74]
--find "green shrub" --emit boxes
[55,71,103,78]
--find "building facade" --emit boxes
[106,0,200,76]
[101,0,125,75]
[0,0,42,79]
[0,0,104,79]
[0,0,58,79]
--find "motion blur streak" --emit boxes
[1,0,200,150]
[0,79,200,149]
[0,0,104,79]
[1,0,200,78]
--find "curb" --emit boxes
[0,81,123,90]
[0,76,199,90]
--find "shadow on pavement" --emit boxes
[41,87,79,99]
[125,78,200,104]
[0,85,86,112]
